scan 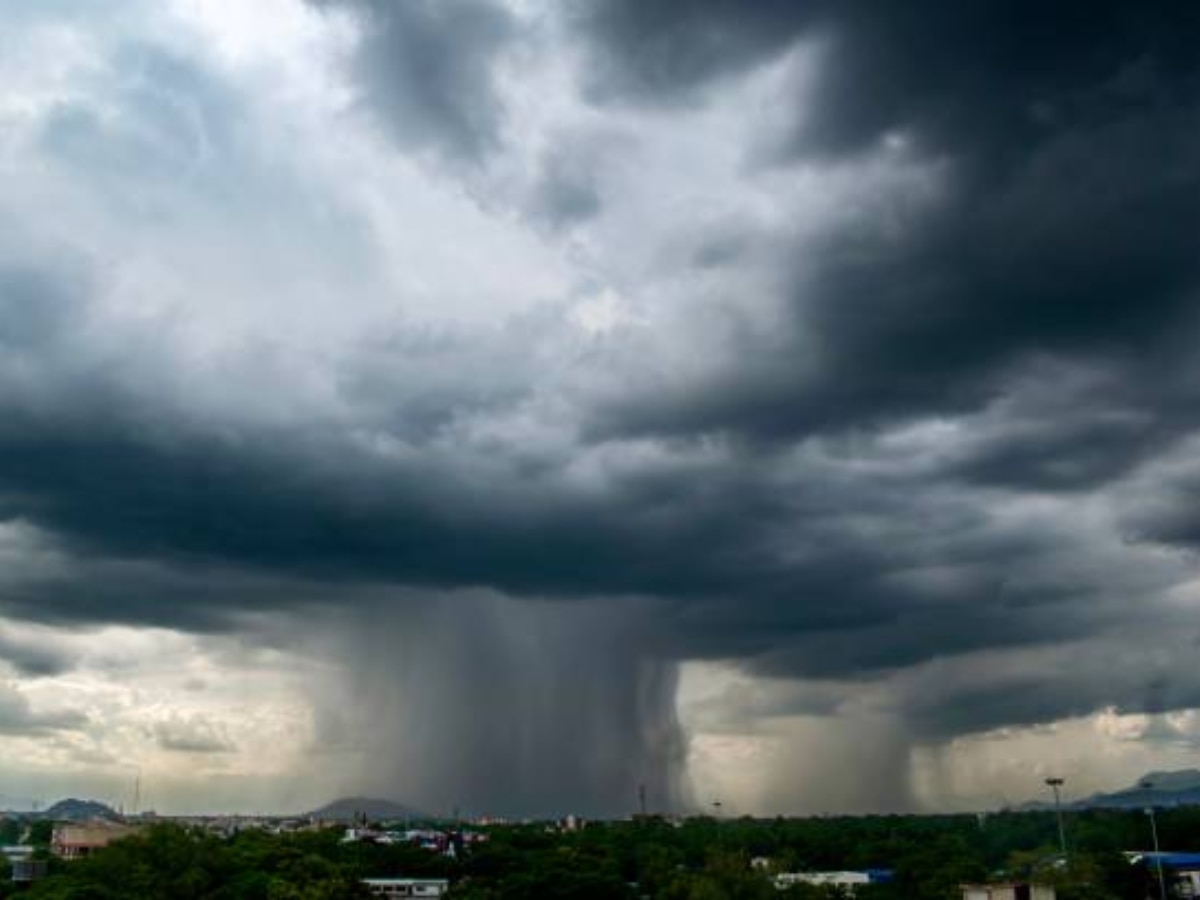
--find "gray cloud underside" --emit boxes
[0,684,86,736]
[0,629,75,678]
[582,0,1200,446]
[154,716,236,754]
[311,0,517,161]
[3,0,1200,754]
[2,253,1196,745]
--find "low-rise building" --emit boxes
[3,846,47,884]
[1127,852,1200,898]
[961,883,1056,900]
[775,870,893,894]
[361,877,450,898]
[51,821,141,860]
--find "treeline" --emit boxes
[7,826,446,900]
[448,810,1182,900]
[7,806,1200,899]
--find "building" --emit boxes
[961,884,1056,900]
[1,846,33,867]
[51,821,141,859]
[361,878,450,898]
[775,870,893,894]
[1128,852,1200,898]
[3,846,47,885]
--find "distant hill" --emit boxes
[1077,769,1200,810]
[1133,769,1200,793]
[1017,770,1200,812]
[43,798,121,821]
[306,797,427,822]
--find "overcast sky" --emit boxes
[2,0,1200,817]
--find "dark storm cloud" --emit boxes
[6,0,1200,791]
[0,252,1189,749]
[4,331,1152,712]
[897,630,1200,740]
[920,359,1190,492]
[0,401,800,626]
[598,129,1200,448]
[0,550,352,634]
[572,0,821,103]
[1,260,1125,727]
[0,273,799,627]
[311,0,517,161]
[0,629,74,678]
[577,1,1200,156]
[582,0,1200,465]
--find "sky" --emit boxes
[1,0,1199,818]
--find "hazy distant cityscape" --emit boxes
[7,772,1200,897]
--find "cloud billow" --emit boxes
[580,0,1200,452]
[2,0,1200,812]
[312,0,518,162]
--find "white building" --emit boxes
[961,884,1056,900]
[3,846,47,885]
[776,871,871,892]
[361,878,449,898]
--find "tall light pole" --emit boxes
[1044,777,1068,860]
[1142,781,1168,900]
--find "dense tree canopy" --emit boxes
[3,808,1197,899]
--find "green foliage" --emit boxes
[24,824,369,900]
[27,819,55,846]
[0,818,21,845]
[646,849,774,900]
[14,807,1200,900]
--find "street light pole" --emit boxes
[1044,777,1067,860]
[1142,781,1168,900]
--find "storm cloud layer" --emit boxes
[1,0,1200,813]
